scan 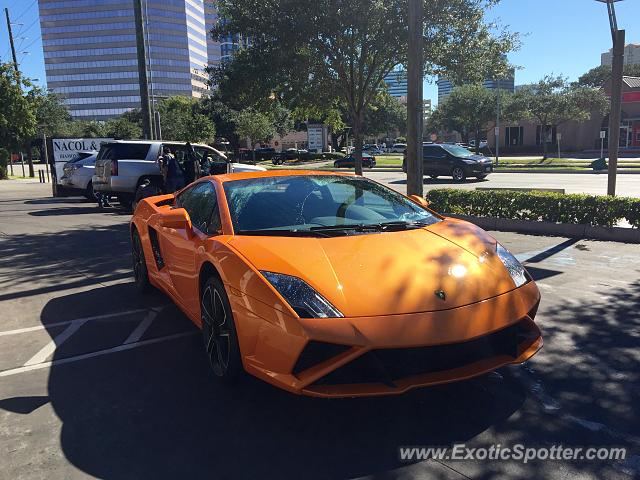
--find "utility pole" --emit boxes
[406,0,424,197]
[607,28,624,196]
[495,82,500,165]
[133,0,153,140]
[4,8,18,73]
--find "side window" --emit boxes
[112,143,151,160]
[178,182,221,235]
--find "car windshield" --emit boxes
[223,175,440,236]
[442,144,474,158]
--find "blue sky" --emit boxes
[1,0,639,104]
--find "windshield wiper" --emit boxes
[236,229,332,238]
[309,221,432,233]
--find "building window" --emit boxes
[536,125,557,145]
[505,126,523,147]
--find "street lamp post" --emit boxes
[596,0,625,196]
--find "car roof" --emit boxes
[103,140,212,148]
[209,170,355,183]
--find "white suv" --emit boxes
[92,141,265,209]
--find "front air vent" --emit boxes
[148,227,165,270]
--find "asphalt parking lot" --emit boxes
[0,181,639,480]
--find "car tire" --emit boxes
[132,180,162,213]
[476,174,487,180]
[201,276,242,384]
[452,167,466,182]
[119,197,133,211]
[131,230,151,293]
[84,181,98,202]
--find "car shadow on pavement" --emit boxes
[36,282,529,480]
[31,279,640,479]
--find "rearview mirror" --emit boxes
[160,208,192,232]
[408,195,429,208]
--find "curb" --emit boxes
[447,214,640,244]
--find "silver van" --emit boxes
[92,140,265,209]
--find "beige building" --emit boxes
[601,43,640,66]
[488,77,640,153]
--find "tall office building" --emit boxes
[204,1,221,67]
[383,68,408,100]
[601,43,640,66]
[38,0,212,120]
[437,75,515,102]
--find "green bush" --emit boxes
[425,189,640,229]
[0,148,8,180]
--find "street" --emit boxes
[0,181,638,479]
[364,171,640,197]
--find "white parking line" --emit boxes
[0,309,151,337]
[123,308,158,344]
[0,331,196,378]
[24,319,88,366]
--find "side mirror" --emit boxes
[160,208,192,232]
[408,195,429,208]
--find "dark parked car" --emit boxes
[254,147,277,161]
[334,152,376,169]
[402,144,493,181]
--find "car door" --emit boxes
[160,181,221,316]
[422,146,445,176]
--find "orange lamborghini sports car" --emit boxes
[130,171,542,397]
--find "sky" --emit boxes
[1,0,639,104]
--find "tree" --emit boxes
[0,64,37,152]
[234,109,276,161]
[214,0,518,174]
[363,92,407,138]
[103,116,142,140]
[429,85,498,150]
[577,64,640,88]
[157,96,215,143]
[514,75,609,158]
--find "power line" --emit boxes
[14,0,37,23]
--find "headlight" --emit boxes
[261,271,344,318]
[496,244,529,287]
[463,159,478,164]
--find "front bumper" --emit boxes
[468,162,493,175]
[240,281,542,397]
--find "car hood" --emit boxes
[464,154,491,162]
[229,220,517,317]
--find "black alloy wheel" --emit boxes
[132,230,150,292]
[201,276,241,383]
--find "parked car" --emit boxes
[390,143,407,153]
[272,148,307,165]
[92,141,266,210]
[130,171,541,396]
[402,143,493,181]
[363,144,384,155]
[60,151,98,200]
[253,147,277,161]
[334,152,376,168]
[469,139,488,149]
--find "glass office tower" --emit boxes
[38,0,213,120]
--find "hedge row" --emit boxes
[425,189,640,229]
